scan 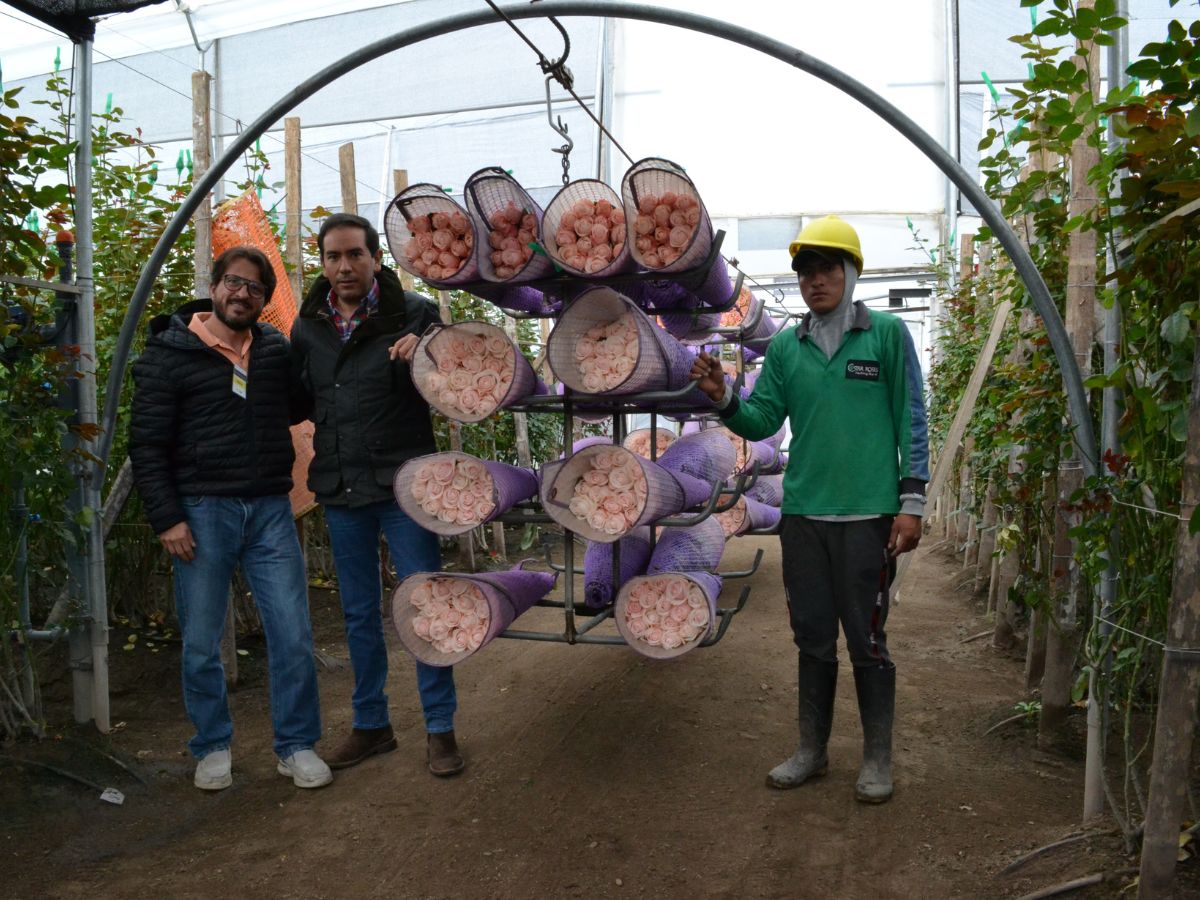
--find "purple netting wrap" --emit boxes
[384,184,482,286]
[393,451,538,536]
[583,527,653,610]
[717,495,782,538]
[411,321,546,423]
[621,157,715,274]
[615,570,722,660]
[716,427,784,476]
[647,517,726,574]
[542,179,634,277]
[539,445,689,543]
[546,287,695,396]
[391,561,557,667]
[743,312,786,350]
[464,166,556,283]
[746,474,785,507]
[658,429,738,486]
[471,282,560,316]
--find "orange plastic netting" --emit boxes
[212,190,316,517]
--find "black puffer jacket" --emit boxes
[130,299,308,534]
[291,266,440,506]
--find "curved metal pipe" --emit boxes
[98,1,1097,478]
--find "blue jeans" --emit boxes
[173,494,321,760]
[323,500,456,733]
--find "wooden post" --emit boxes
[191,71,213,300]
[284,117,303,304]
[1137,321,1200,898]
[437,290,474,571]
[958,233,974,282]
[1040,5,1100,752]
[393,169,412,291]
[338,142,358,215]
[975,478,998,599]
[957,441,973,552]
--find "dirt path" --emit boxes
[0,538,1154,898]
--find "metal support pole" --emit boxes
[95,2,1098,485]
[71,37,111,732]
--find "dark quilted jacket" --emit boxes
[129,299,308,534]
[291,266,440,506]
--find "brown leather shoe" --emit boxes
[325,725,397,770]
[427,731,465,777]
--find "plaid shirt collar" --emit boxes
[324,279,380,342]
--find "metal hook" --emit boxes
[545,74,573,184]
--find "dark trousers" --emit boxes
[779,515,895,668]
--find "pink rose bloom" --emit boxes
[585,256,609,274]
[637,194,658,215]
[601,496,623,515]
[608,467,634,491]
[643,252,661,268]
[429,620,450,642]
[450,473,470,491]
[410,216,431,234]
[431,212,451,231]
[644,626,663,647]
[416,232,435,252]
[443,487,462,508]
[489,231,506,250]
[658,247,680,267]
[431,460,456,483]
[669,210,687,228]
[669,226,690,249]
[655,598,672,617]
[425,265,444,281]
[609,224,625,245]
[451,630,470,652]
[686,208,701,226]
[463,356,483,374]
[432,230,453,251]
[573,216,594,237]
[448,370,471,391]
[443,608,462,627]
[575,237,593,255]
[556,229,577,247]
[582,372,604,392]
[501,248,523,267]
[437,252,456,269]
[661,630,683,650]
[569,495,596,518]
[634,215,654,236]
[687,608,709,628]
[635,236,653,253]
[421,248,439,266]
[589,223,609,244]
[460,388,482,413]
[411,259,428,275]
[572,199,593,217]
[627,599,643,615]
[475,372,498,395]
[561,211,577,229]
[431,581,452,600]
[413,616,432,639]
[660,191,678,207]
[411,481,428,502]
[591,243,613,262]
[628,618,647,637]
[653,205,671,227]
[436,355,456,374]
[669,604,690,624]
[665,579,687,601]
[449,212,470,234]
[654,226,670,245]
[612,208,625,225]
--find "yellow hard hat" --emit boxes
[789,215,864,274]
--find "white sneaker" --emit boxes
[276,748,333,789]
[194,749,232,791]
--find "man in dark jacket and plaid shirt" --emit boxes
[130,246,331,792]
[290,214,463,777]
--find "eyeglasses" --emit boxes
[221,273,266,300]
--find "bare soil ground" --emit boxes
[2,538,1196,899]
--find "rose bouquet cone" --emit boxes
[394,451,539,537]
[384,183,482,286]
[392,562,557,667]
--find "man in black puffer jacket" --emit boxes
[130,246,331,792]
[290,214,462,777]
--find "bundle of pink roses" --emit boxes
[567,447,650,536]
[553,197,627,275]
[486,200,538,279]
[630,190,702,270]
[716,496,750,538]
[408,457,497,527]
[407,577,490,655]
[572,312,640,392]
[399,210,475,282]
[621,574,711,650]
[418,329,517,419]
[622,427,676,460]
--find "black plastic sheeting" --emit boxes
[4,0,169,40]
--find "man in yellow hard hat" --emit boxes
[691,215,929,803]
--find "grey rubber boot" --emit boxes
[853,664,896,803]
[766,657,837,789]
